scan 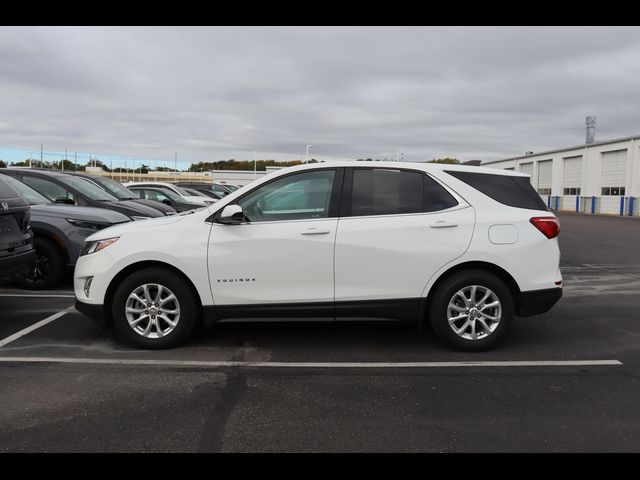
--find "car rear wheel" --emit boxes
[429,269,514,351]
[112,267,199,349]
[15,237,65,290]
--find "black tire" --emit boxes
[15,237,65,290]
[111,267,199,349]
[428,269,514,351]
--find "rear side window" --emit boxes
[445,170,548,211]
[349,168,458,217]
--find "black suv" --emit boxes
[0,174,35,284]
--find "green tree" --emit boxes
[87,159,112,172]
[428,157,460,164]
[188,159,303,172]
[0,160,6,168]
[11,160,32,167]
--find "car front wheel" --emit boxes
[111,267,199,349]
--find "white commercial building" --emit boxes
[482,134,640,216]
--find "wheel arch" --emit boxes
[103,260,204,326]
[30,226,70,264]
[420,261,521,326]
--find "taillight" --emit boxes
[530,217,560,239]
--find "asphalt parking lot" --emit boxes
[1,212,640,452]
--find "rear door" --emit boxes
[334,167,474,318]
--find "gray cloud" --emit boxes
[1,26,640,164]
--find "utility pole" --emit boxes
[254,151,257,178]
[28,152,32,168]
[40,144,43,168]
[305,145,313,163]
[63,148,67,171]
[174,152,178,182]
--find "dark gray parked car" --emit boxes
[0,174,34,285]
[1,174,130,289]
[0,168,163,220]
[63,172,177,216]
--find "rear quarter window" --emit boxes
[445,170,549,211]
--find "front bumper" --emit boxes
[75,298,109,327]
[516,287,562,317]
[0,249,36,284]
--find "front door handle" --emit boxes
[301,228,331,235]
[429,220,458,228]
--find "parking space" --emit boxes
[1,211,640,451]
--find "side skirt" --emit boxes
[203,298,422,327]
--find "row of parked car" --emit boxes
[0,167,239,289]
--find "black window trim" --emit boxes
[207,167,344,225]
[339,166,462,219]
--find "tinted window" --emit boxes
[1,175,51,205]
[22,176,76,203]
[445,170,548,211]
[238,170,335,222]
[423,175,459,212]
[349,169,457,216]
[351,169,422,216]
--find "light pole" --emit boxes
[305,144,313,163]
[254,151,257,178]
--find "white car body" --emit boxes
[76,162,562,350]
[123,181,214,206]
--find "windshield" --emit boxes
[170,185,190,196]
[155,188,183,201]
[91,176,138,200]
[183,187,208,197]
[59,176,118,201]
[1,175,51,205]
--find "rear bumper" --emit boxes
[0,249,35,283]
[517,287,562,317]
[75,298,109,327]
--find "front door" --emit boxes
[208,168,341,317]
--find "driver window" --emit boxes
[237,170,336,223]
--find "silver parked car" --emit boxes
[0,174,131,289]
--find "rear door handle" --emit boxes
[429,220,458,228]
[301,228,331,235]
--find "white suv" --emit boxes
[74,162,562,351]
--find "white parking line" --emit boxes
[0,357,622,368]
[0,307,74,348]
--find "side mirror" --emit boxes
[161,199,172,206]
[217,204,244,225]
[55,197,75,205]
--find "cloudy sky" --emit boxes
[1,26,640,168]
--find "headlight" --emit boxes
[130,216,150,221]
[66,218,111,231]
[80,237,119,256]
